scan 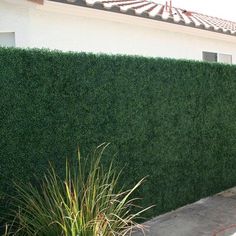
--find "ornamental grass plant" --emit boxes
[4,144,150,236]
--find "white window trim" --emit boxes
[218,53,232,64]
[0,32,15,47]
[202,51,232,64]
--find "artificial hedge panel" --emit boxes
[0,47,236,221]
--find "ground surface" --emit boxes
[133,187,236,236]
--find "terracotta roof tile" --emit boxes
[49,0,236,36]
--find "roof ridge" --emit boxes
[147,0,236,24]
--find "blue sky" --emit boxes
[157,0,236,22]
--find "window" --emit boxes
[202,51,217,62]
[0,32,15,47]
[202,51,232,64]
[218,53,232,64]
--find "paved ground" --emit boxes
[133,187,236,236]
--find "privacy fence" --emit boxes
[0,47,236,222]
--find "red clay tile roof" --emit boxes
[49,0,236,36]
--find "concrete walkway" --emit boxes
[133,188,236,236]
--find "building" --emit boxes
[1,0,236,63]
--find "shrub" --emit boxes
[0,47,236,220]
[4,144,149,235]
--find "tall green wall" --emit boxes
[0,47,236,221]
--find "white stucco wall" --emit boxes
[1,0,236,63]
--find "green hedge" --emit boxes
[0,47,236,221]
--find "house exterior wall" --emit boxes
[1,0,236,63]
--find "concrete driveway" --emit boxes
[133,188,236,236]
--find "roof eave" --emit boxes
[45,0,236,38]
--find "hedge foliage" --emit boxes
[0,47,236,222]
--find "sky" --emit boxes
[156,0,236,22]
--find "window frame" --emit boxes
[218,53,232,64]
[202,51,218,63]
[0,32,15,47]
[202,51,232,64]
